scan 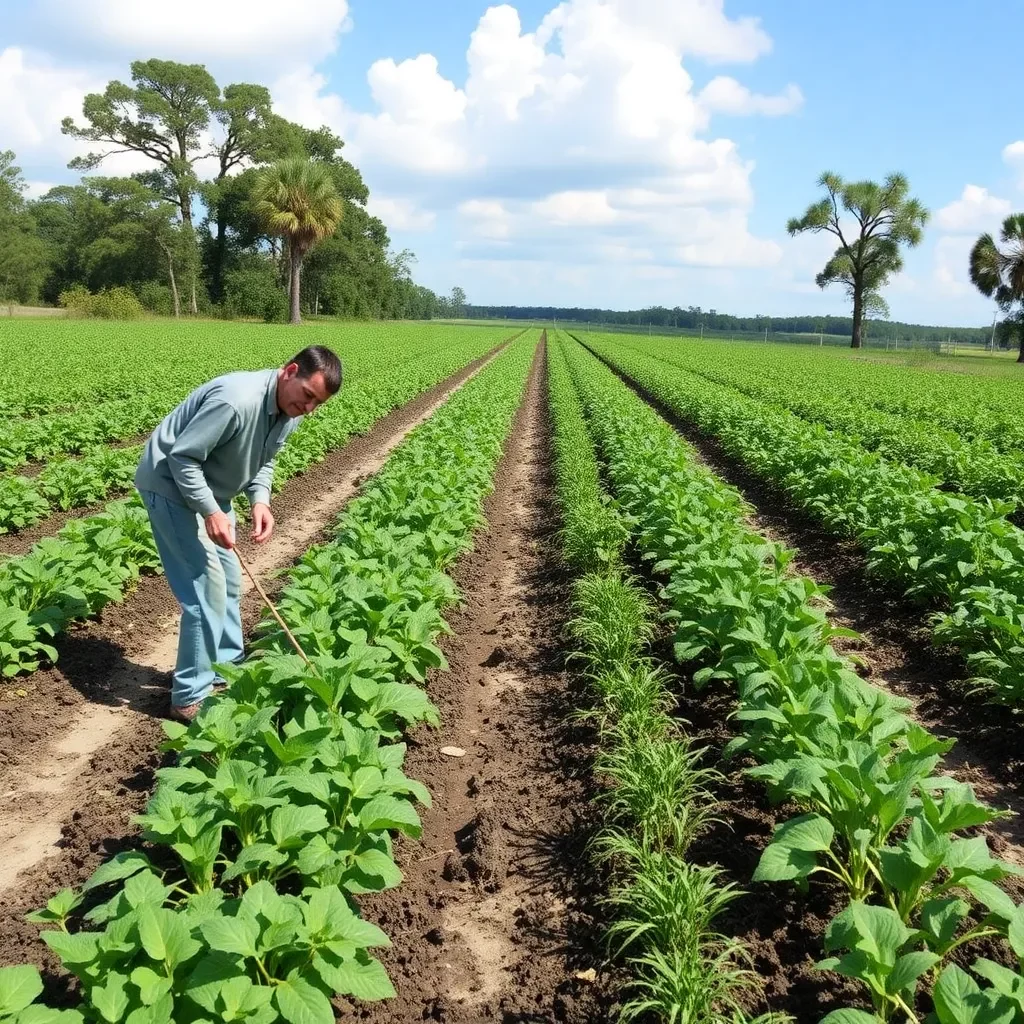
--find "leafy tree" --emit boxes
[31,177,187,312]
[61,59,217,228]
[969,214,1024,363]
[0,151,49,305]
[203,83,275,300]
[450,285,467,318]
[222,256,288,322]
[0,150,25,214]
[788,172,928,348]
[252,158,342,324]
[61,59,220,313]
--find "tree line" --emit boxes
[462,305,994,345]
[0,59,464,324]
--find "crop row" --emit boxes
[0,334,508,677]
[1,334,538,1024]
[614,335,1024,511]
[0,446,144,534]
[559,334,1024,1024]
[547,333,775,1023]
[607,335,1024,454]
[583,336,1024,708]
[0,327,510,474]
[0,321,510,419]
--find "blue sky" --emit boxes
[3,0,1023,325]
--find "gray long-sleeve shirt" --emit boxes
[135,369,302,517]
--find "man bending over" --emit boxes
[135,344,342,722]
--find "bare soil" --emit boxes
[335,339,615,1024]
[0,346,501,969]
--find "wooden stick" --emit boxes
[234,546,320,677]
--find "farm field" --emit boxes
[1,323,1024,1024]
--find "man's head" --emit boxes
[277,345,342,418]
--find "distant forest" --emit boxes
[464,305,994,345]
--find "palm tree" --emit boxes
[970,214,1024,363]
[252,158,342,324]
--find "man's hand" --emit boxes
[251,503,274,544]
[204,510,235,549]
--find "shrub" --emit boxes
[137,281,173,315]
[57,286,144,320]
[223,264,288,323]
[90,287,144,320]
[58,284,93,316]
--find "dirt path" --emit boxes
[336,341,612,1024]
[0,346,504,965]
[577,340,1024,868]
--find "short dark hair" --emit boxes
[288,345,342,394]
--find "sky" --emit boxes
[2,0,1023,326]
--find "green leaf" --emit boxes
[887,951,939,995]
[752,841,819,885]
[353,848,403,889]
[296,835,336,878]
[123,870,171,910]
[140,906,202,969]
[971,958,1024,1000]
[0,964,43,1016]
[15,1005,86,1024]
[135,904,165,962]
[274,976,335,1024]
[1008,905,1024,961]
[313,951,396,1001]
[90,971,130,1024]
[183,950,248,1014]
[932,963,1014,1024]
[270,805,330,850]
[825,903,910,967]
[771,813,835,852]
[199,914,260,958]
[222,843,287,881]
[41,930,99,965]
[129,966,171,1007]
[82,851,153,892]
[357,795,421,837]
[819,1012,882,1024]
[921,897,971,951]
[958,875,1017,921]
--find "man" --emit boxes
[136,344,342,722]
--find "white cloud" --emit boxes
[6,0,801,300]
[466,5,546,120]
[43,0,350,66]
[935,185,1010,234]
[0,47,99,160]
[353,54,473,173]
[533,190,618,226]
[23,180,60,200]
[458,199,513,240]
[699,76,803,117]
[932,234,975,297]
[366,196,436,232]
[275,0,799,270]
[1003,141,1024,188]
[272,66,350,137]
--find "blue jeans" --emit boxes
[139,490,243,708]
